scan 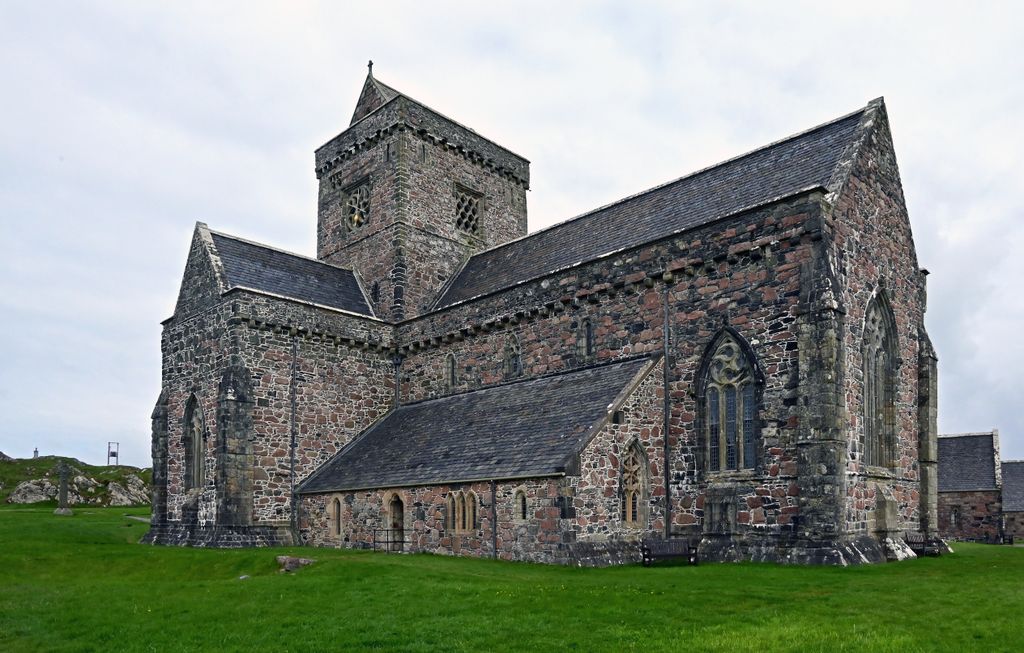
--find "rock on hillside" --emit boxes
[2,457,151,507]
[0,451,11,462]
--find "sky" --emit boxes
[1,2,1022,467]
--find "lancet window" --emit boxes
[183,394,205,491]
[863,293,898,467]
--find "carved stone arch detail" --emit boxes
[697,328,763,473]
[503,334,523,380]
[619,439,649,529]
[182,393,207,492]
[862,287,899,468]
[695,327,765,395]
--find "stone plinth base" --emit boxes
[699,534,894,565]
[141,522,296,548]
[53,508,73,516]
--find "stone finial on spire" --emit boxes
[368,60,374,77]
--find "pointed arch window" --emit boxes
[183,395,205,491]
[503,335,523,380]
[863,293,898,468]
[330,497,342,537]
[620,442,648,528]
[702,332,760,472]
[514,489,528,521]
[578,317,595,360]
[444,353,457,391]
[450,490,478,533]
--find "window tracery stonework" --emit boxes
[620,443,646,528]
[704,334,758,472]
[343,182,370,232]
[454,185,481,235]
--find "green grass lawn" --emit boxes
[1,506,1021,652]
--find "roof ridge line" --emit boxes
[324,80,530,163]
[450,101,871,263]
[938,431,998,438]
[394,355,654,409]
[433,183,824,311]
[207,228,354,272]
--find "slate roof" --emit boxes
[210,232,373,316]
[1002,461,1024,512]
[299,357,654,493]
[938,432,1000,492]
[435,105,868,308]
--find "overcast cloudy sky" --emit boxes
[1,2,1022,467]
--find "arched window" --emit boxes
[701,331,760,472]
[464,492,477,531]
[863,292,898,467]
[515,490,528,521]
[330,497,342,537]
[182,394,205,490]
[620,441,648,528]
[444,353,457,391]
[445,493,456,530]
[503,335,523,380]
[387,494,404,552]
[578,317,595,360]
[949,506,960,531]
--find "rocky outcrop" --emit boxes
[0,451,11,462]
[6,471,151,507]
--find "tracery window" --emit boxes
[454,185,481,235]
[183,394,205,491]
[504,335,523,380]
[620,441,648,528]
[343,181,370,232]
[863,292,898,468]
[703,332,759,472]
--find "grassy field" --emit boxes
[1,506,1021,652]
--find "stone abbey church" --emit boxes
[144,67,943,565]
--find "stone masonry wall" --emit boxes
[317,97,528,321]
[301,477,572,563]
[228,292,394,525]
[937,490,1002,542]
[827,104,928,539]
[393,194,825,559]
[573,359,666,541]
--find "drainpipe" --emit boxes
[662,286,672,539]
[289,329,299,538]
[491,479,498,560]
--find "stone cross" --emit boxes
[53,462,73,516]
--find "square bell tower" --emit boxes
[314,63,530,320]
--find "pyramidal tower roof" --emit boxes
[350,60,401,126]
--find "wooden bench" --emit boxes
[903,531,942,556]
[640,539,697,566]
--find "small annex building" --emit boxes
[144,65,942,565]
[938,430,1023,543]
